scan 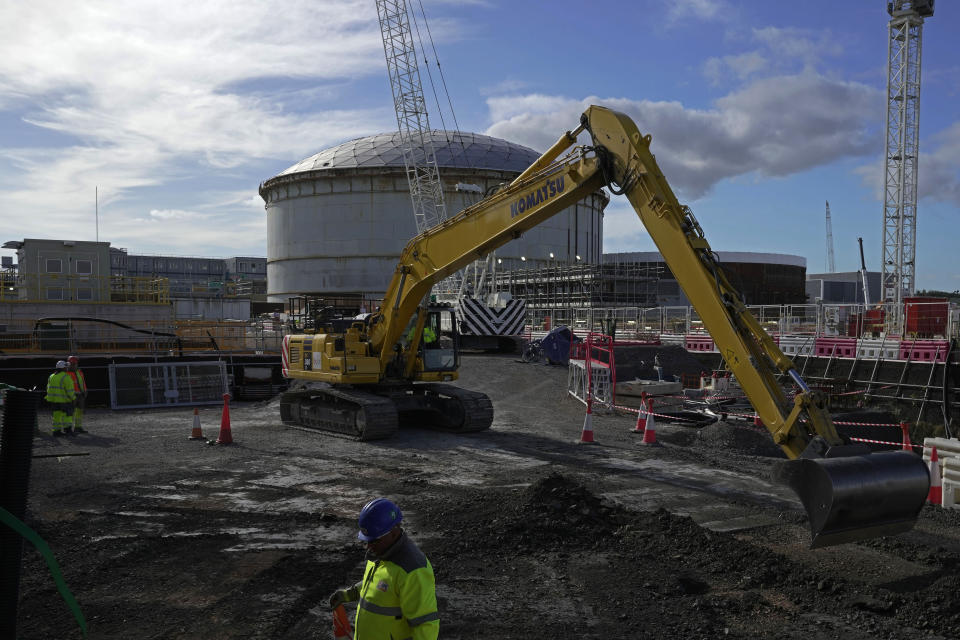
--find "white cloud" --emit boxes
[0,0,393,253]
[703,27,844,86]
[486,73,881,200]
[479,78,531,97]
[919,122,960,206]
[664,0,729,22]
[149,209,195,220]
[856,121,960,206]
[752,27,844,68]
[704,51,768,84]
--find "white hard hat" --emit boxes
[56,360,68,369]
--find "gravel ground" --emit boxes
[12,353,960,639]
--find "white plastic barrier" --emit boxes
[855,338,901,360]
[659,334,686,347]
[777,335,816,358]
[923,437,960,510]
[944,458,960,509]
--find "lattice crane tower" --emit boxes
[376,0,447,233]
[881,0,934,305]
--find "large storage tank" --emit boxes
[259,131,608,303]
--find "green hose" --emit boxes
[0,506,87,638]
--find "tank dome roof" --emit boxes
[275,130,541,177]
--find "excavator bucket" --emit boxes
[774,450,930,549]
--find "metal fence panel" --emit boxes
[109,361,229,409]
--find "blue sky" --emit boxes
[1,0,957,290]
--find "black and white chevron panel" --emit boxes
[457,297,526,336]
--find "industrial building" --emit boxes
[806,270,882,304]
[1,238,268,322]
[602,251,808,306]
[259,130,609,305]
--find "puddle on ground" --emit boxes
[249,467,343,488]
[221,525,354,552]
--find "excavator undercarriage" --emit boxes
[279,383,493,441]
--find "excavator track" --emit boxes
[280,383,494,439]
[413,383,494,433]
[279,386,399,441]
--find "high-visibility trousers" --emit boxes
[51,402,73,433]
[73,395,86,429]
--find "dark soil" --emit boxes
[10,353,960,639]
[612,344,708,382]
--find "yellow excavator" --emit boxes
[281,105,930,548]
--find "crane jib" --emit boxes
[510,177,566,218]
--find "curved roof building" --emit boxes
[606,251,808,305]
[259,131,608,303]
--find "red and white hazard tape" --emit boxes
[616,402,910,432]
[613,404,702,423]
[849,436,922,450]
[832,419,899,427]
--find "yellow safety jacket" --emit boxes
[354,534,439,640]
[44,371,76,404]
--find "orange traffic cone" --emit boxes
[333,604,353,640]
[928,446,942,505]
[210,393,233,445]
[189,407,206,440]
[753,413,763,428]
[632,401,647,434]
[641,399,660,446]
[579,405,596,444]
[901,422,913,451]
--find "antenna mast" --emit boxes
[825,200,836,273]
[858,237,871,307]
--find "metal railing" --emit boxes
[526,301,959,341]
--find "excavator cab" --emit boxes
[420,304,459,373]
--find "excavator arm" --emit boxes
[577,106,929,547]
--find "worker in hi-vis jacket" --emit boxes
[66,355,88,433]
[328,498,439,640]
[45,360,76,436]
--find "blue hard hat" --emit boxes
[357,498,402,541]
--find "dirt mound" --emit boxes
[433,473,629,554]
[421,475,960,638]
[696,420,787,458]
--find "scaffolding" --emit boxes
[0,272,169,305]
[492,261,661,313]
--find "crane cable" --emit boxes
[409,0,472,169]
